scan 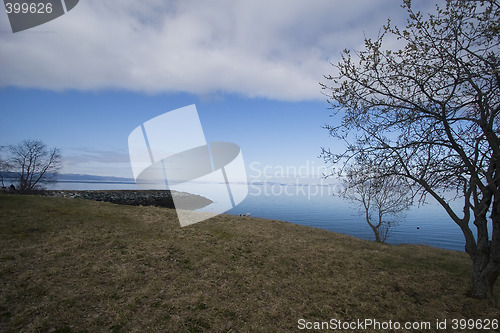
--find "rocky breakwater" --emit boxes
[44,190,212,210]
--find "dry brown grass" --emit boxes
[0,194,498,332]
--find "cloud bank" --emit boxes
[0,0,418,101]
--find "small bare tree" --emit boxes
[342,161,412,243]
[7,139,62,193]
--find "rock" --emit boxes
[42,190,212,210]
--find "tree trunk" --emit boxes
[366,216,382,243]
[370,225,382,243]
[468,190,500,299]
[469,253,498,299]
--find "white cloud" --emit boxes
[0,0,425,101]
[61,147,132,177]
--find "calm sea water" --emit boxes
[228,184,468,252]
[51,180,491,252]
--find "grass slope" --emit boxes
[0,194,498,332]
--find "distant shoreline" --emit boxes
[54,180,136,185]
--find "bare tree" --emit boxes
[321,0,499,298]
[0,146,9,189]
[341,161,412,243]
[7,139,62,193]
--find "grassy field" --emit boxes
[0,194,498,332]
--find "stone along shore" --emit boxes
[44,190,212,210]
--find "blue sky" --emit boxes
[0,0,434,180]
[0,88,332,178]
